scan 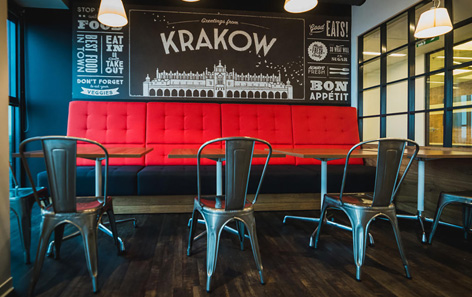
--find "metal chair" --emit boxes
[20,136,121,295]
[9,163,49,264]
[187,137,272,292]
[428,192,472,244]
[312,138,419,281]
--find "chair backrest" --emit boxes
[197,137,272,211]
[19,136,109,213]
[340,138,419,207]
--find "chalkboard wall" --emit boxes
[72,3,351,105]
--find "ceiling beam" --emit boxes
[320,0,366,6]
[10,0,366,11]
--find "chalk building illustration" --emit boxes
[143,61,294,99]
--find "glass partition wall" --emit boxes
[358,0,472,147]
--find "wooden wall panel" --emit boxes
[113,193,321,214]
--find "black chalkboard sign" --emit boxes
[72,3,351,105]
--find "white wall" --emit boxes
[0,0,12,295]
[351,0,422,108]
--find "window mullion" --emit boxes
[380,23,387,138]
[407,6,416,141]
[443,0,453,147]
[358,33,364,140]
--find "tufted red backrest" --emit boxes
[145,102,221,165]
[67,101,147,166]
[67,101,361,167]
[291,105,362,165]
[221,104,295,165]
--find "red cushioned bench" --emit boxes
[38,101,375,214]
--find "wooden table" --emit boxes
[168,148,284,196]
[271,147,378,235]
[272,147,378,204]
[406,147,472,216]
[274,146,472,243]
[404,146,472,241]
[15,146,153,252]
[16,146,153,159]
[16,147,153,196]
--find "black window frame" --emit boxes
[8,6,25,184]
[358,0,472,147]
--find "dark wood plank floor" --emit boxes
[9,205,472,297]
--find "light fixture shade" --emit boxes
[414,7,452,38]
[181,0,200,2]
[98,0,128,27]
[284,0,318,13]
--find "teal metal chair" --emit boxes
[312,138,419,280]
[187,136,272,291]
[9,163,49,264]
[428,191,472,244]
[20,136,120,295]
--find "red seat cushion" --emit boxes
[291,106,362,165]
[145,102,221,165]
[76,199,104,212]
[45,196,112,212]
[325,194,374,206]
[196,196,252,209]
[67,101,147,166]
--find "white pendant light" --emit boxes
[284,0,318,14]
[414,0,452,39]
[98,0,128,27]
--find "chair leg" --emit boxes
[204,214,224,292]
[236,220,245,251]
[106,209,121,254]
[417,212,427,243]
[462,205,472,240]
[311,203,328,249]
[28,217,56,297]
[428,199,450,244]
[368,232,375,247]
[53,224,65,260]
[187,208,199,256]
[114,217,137,228]
[243,216,264,285]
[10,196,34,264]
[387,213,411,279]
[467,205,472,237]
[81,215,99,293]
[351,220,368,281]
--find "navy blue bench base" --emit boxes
[38,166,144,196]
[38,165,376,197]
